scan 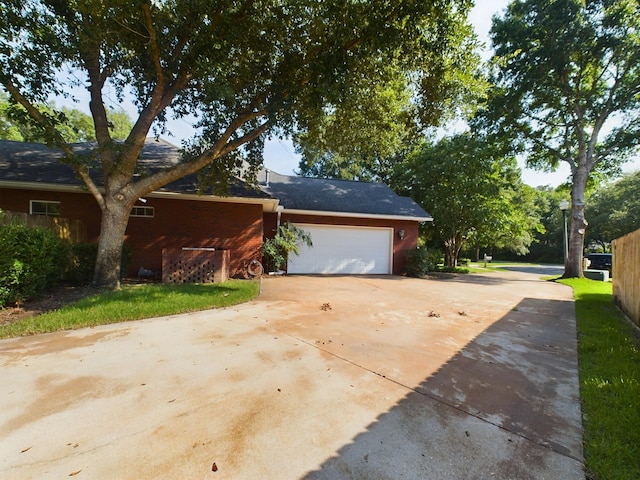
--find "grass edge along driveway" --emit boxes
[558,278,640,480]
[0,279,260,339]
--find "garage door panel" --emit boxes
[287,224,392,274]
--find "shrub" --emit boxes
[66,242,132,285]
[0,220,70,307]
[404,248,441,277]
[262,223,312,272]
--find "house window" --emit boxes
[30,200,61,216]
[131,206,154,217]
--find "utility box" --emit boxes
[584,269,609,282]
[162,248,229,284]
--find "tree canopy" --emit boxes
[0,0,481,288]
[391,133,543,267]
[586,170,640,249]
[481,0,640,277]
[0,93,132,142]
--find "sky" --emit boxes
[58,0,639,188]
[260,0,640,188]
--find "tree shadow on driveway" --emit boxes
[302,297,584,480]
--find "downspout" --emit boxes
[276,205,284,228]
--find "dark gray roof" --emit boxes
[0,139,431,220]
[0,139,269,199]
[257,169,431,220]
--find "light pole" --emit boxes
[559,200,569,267]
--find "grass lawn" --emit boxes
[0,279,260,339]
[558,278,640,480]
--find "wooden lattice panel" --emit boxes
[162,248,229,284]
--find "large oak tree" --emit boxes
[483,0,640,277]
[0,0,479,288]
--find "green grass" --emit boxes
[557,278,640,480]
[0,279,260,339]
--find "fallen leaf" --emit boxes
[69,470,82,476]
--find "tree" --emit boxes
[0,0,480,288]
[483,0,640,277]
[586,170,640,249]
[392,133,542,267]
[296,21,486,183]
[0,93,132,142]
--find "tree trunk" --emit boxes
[92,198,132,289]
[564,167,589,278]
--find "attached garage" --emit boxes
[287,224,393,274]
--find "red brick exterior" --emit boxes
[0,187,263,278]
[1,186,420,278]
[264,212,420,275]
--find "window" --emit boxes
[30,200,61,216]
[131,206,154,217]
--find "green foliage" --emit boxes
[262,223,312,272]
[481,0,640,276]
[586,170,640,247]
[0,280,260,339]
[0,220,70,307]
[66,242,132,285]
[403,248,442,278]
[392,133,543,267]
[0,92,132,143]
[0,0,485,288]
[558,278,640,480]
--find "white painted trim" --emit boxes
[0,181,281,212]
[282,207,432,223]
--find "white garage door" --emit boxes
[287,224,393,274]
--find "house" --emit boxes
[0,139,432,277]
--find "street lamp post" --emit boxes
[559,200,569,267]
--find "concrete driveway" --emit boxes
[0,269,584,479]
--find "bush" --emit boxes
[66,242,132,285]
[262,223,312,272]
[404,248,441,277]
[0,220,70,307]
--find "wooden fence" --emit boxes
[612,228,640,327]
[1,210,87,243]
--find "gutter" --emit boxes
[279,207,433,223]
[0,181,281,213]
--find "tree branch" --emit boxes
[2,78,107,209]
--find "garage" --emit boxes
[287,224,393,274]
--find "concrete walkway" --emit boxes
[0,268,584,479]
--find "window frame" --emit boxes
[130,205,155,218]
[29,200,61,217]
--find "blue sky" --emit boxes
[56,0,638,187]
[262,0,639,187]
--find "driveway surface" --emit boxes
[0,268,584,479]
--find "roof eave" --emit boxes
[0,181,281,213]
[280,207,433,223]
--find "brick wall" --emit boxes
[1,187,264,278]
[0,188,102,240]
[264,212,420,275]
[126,197,263,277]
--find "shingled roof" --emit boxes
[0,139,431,221]
[0,139,270,199]
[257,169,431,221]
